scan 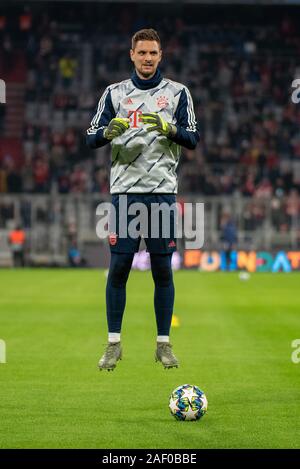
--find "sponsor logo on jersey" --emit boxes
[168,240,176,248]
[127,109,142,128]
[125,97,134,105]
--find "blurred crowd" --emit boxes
[0,3,300,212]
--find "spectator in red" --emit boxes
[33,157,50,193]
[70,165,88,193]
[254,178,273,198]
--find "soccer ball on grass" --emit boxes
[169,384,208,421]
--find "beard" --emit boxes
[141,72,153,78]
[138,67,155,79]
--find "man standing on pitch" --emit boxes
[87,29,199,371]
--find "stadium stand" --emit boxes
[0,3,300,264]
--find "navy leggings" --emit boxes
[106,252,174,335]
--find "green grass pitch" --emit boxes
[1,269,300,449]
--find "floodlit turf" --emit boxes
[0,269,300,449]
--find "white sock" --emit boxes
[157,335,169,343]
[108,333,121,343]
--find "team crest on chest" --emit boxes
[109,233,118,246]
[156,95,169,109]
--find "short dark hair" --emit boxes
[131,28,161,50]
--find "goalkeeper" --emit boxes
[86,28,199,371]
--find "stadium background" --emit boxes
[1,0,300,451]
[1,0,300,270]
